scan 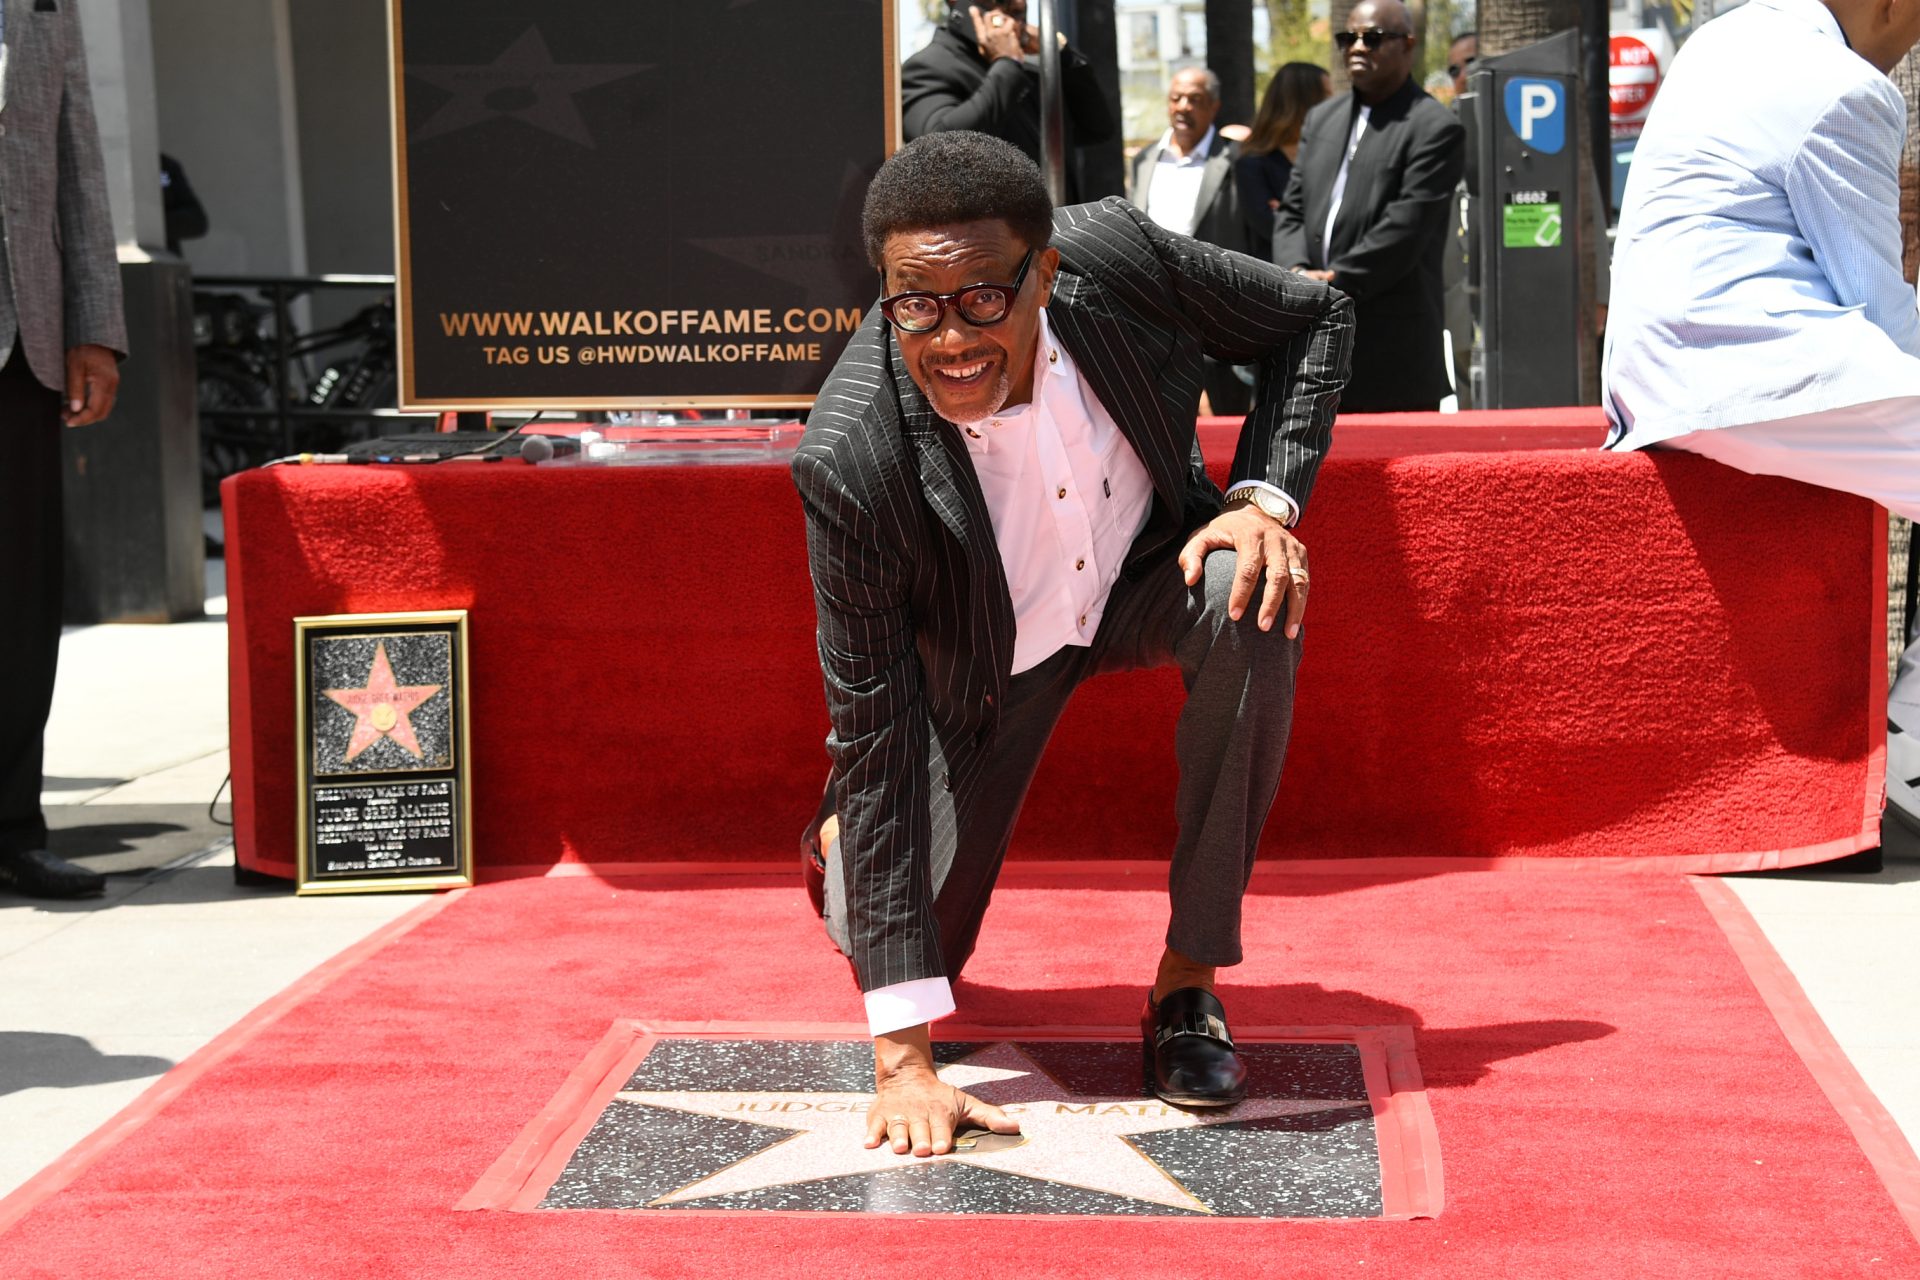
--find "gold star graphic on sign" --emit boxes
[622,1043,1357,1211]
[322,641,441,763]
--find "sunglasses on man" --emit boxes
[879,249,1035,334]
[1335,27,1412,51]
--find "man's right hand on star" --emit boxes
[868,1023,1021,1157]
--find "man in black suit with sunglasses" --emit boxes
[792,131,1351,1158]
[1274,0,1464,412]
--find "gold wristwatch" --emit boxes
[1224,484,1293,526]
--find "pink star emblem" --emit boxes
[323,641,442,762]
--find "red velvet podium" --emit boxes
[223,409,1884,880]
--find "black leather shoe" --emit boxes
[1143,987,1247,1107]
[799,824,827,918]
[0,848,106,900]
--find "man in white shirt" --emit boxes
[1603,0,1920,827]
[794,131,1352,1154]
[1129,66,1253,414]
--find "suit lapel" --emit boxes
[1193,136,1231,229]
[1132,142,1160,206]
[1045,271,1186,517]
[1303,106,1348,267]
[1331,107,1383,258]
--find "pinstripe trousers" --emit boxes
[821,543,1301,979]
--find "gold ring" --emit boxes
[1288,567,1309,580]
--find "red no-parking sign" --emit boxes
[1609,30,1670,139]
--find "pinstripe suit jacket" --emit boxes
[0,0,127,391]
[791,197,1353,992]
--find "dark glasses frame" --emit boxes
[1335,28,1413,51]
[879,249,1036,334]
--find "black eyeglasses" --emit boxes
[879,250,1035,334]
[1335,28,1412,51]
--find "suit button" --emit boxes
[1056,487,1066,499]
[984,694,994,706]
[1075,558,1085,571]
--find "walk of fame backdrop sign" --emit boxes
[389,0,897,410]
[459,1024,1445,1219]
[294,611,473,895]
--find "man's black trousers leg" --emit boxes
[1086,546,1301,967]
[0,350,65,856]
[821,544,1301,980]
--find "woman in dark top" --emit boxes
[1236,62,1331,262]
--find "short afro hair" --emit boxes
[861,131,1054,272]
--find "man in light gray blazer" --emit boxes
[0,2,128,900]
[794,132,1351,1155]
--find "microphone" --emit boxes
[519,434,554,463]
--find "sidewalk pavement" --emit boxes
[2,567,1917,1201]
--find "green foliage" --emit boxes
[1262,0,1325,77]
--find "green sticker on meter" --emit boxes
[1503,202,1563,248]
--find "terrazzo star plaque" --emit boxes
[294,611,473,894]
[463,1025,1444,1220]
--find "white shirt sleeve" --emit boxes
[1783,81,1920,360]
[863,976,957,1037]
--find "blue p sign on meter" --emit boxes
[1503,77,1565,154]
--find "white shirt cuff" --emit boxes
[1225,478,1300,525]
[863,977,957,1037]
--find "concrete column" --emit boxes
[75,0,166,251]
[63,0,202,623]
[151,0,308,275]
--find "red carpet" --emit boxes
[223,409,1884,876]
[3,868,1916,1275]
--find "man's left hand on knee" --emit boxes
[1178,504,1309,638]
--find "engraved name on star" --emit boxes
[621,1042,1357,1212]
[322,642,441,763]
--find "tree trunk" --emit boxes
[1205,0,1257,125]
[1476,0,1579,56]
[1893,49,1920,279]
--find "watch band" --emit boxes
[1224,484,1293,526]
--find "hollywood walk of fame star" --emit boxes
[322,642,442,763]
[406,27,653,148]
[620,1042,1361,1212]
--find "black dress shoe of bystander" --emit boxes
[0,848,107,899]
[1142,986,1248,1107]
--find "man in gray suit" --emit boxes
[794,132,1350,1154]
[0,4,128,900]
[1128,66,1251,414]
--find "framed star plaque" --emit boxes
[389,0,897,410]
[294,611,473,895]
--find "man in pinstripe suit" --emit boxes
[793,132,1352,1155]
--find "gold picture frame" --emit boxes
[294,610,474,895]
